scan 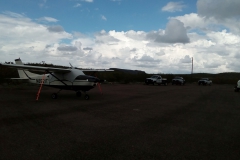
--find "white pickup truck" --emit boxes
[145,75,168,86]
[234,80,240,92]
[198,78,212,85]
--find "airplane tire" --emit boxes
[84,94,90,100]
[51,93,58,99]
[234,87,239,92]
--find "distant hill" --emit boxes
[109,68,145,74]
[1,62,240,84]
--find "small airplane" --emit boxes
[0,58,113,100]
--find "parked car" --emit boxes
[145,75,168,86]
[234,80,240,92]
[172,76,185,85]
[198,78,212,86]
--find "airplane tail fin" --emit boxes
[15,58,40,79]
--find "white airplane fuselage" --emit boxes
[21,69,99,91]
[12,58,100,92]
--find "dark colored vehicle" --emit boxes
[172,76,185,85]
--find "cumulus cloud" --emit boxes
[45,44,51,48]
[136,55,161,62]
[39,0,48,8]
[37,17,58,23]
[147,19,190,43]
[3,11,26,18]
[58,45,78,52]
[130,48,137,52]
[156,51,165,56]
[56,41,85,57]
[125,30,146,41]
[82,0,93,3]
[1,11,240,74]
[74,3,81,7]
[179,55,191,63]
[203,61,223,68]
[162,1,186,12]
[171,13,210,30]
[83,47,93,51]
[226,61,240,71]
[47,25,65,33]
[0,12,72,63]
[95,30,120,44]
[197,0,240,20]
[173,12,240,36]
[101,15,107,21]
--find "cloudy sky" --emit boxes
[0,0,240,74]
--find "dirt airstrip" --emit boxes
[1,83,240,159]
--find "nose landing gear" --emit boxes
[76,91,90,100]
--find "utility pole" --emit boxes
[191,57,193,74]
[191,57,193,83]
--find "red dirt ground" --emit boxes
[1,83,240,159]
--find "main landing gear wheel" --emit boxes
[51,93,58,99]
[84,94,90,100]
[76,91,82,97]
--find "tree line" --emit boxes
[0,63,240,85]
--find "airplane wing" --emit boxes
[81,69,114,72]
[0,63,71,73]
[11,78,29,80]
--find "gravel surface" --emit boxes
[1,83,240,159]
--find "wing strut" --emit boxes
[36,72,46,101]
[46,70,68,86]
